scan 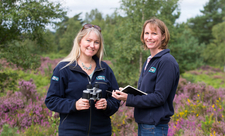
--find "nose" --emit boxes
[147,34,152,39]
[90,41,95,48]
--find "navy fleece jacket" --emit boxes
[126,49,180,125]
[45,56,120,136]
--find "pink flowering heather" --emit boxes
[0,79,52,134]
[19,79,38,102]
[37,57,62,75]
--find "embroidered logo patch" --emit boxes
[52,76,59,81]
[149,67,156,73]
[96,76,105,81]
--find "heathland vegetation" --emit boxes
[1,0,225,135]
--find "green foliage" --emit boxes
[202,19,225,67]
[0,0,66,45]
[1,40,41,70]
[84,8,104,23]
[59,20,82,54]
[182,69,225,89]
[22,124,57,136]
[22,112,59,136]
[41,53,66,60]
[111,105,137,136]
[55,14,83,54]
[170,29,205,74]
[2,69,50,95]
[48,112,60,134]
[188,0,225,45]
[0,71,19,96]
[201,115,214,135]
[18,71,50,89]
[25,30,58,54]
[0,124,19,136]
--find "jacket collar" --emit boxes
[152,49,170,59]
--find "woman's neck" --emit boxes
[79,55,93,63]
[150,48,163,57]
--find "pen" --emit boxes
[106,90,112,93]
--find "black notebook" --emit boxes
[121,85,147,96]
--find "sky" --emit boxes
[51,0,209,24]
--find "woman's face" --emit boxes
[144,23,165,50]
[79,31,100,57]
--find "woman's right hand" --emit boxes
[112,88,128,101]
[75,98,90,110]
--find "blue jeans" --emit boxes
[138,123,168,136]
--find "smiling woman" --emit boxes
[45,23,120,136]
[112,17,180,136]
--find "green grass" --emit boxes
[182,69,225,89]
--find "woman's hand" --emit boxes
[95,98,107,110]
[112,88,128,101]
[75,98,90,110]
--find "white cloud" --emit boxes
[176,0,209,23]
[57,0,120,18]
[50,0,209,23]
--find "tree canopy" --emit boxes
[0,0,66,69]
[188,0,225,45]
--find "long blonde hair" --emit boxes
[59,27,104,69]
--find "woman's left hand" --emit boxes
[95,98,107,110]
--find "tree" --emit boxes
[58,16,82,54]
[112,0,180,86]
[202,18,225,71]
[170,29,205,74]
[84,9,104,23]
[0,0,66,45]
[0,0,66,70]
[188,0,225,45]
[54,14,83,54]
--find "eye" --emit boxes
[95,41,100,44]
[87,39,90,42]
[152,32,157,35]
[145,32,149,34]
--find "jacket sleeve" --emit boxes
[45,65,77,114]
[103,68,120,116]
[126,59,179,108]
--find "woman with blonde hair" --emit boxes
[45,24,120,136]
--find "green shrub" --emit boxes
[22,124,57,136]
[41,53,66,60]
[182,70,225,89]
[0,124,19,136]
[0,71,19,96]
[1,69,50,96]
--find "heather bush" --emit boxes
[111,102,138,136]
[169,76,225,136]
[0,80,52,134]
[1,69,50,96]
[19,79,38,102]
[37,57,62,76]
[17,70,50,89]
[1,58,225,136]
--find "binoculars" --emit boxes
[82,84,102,100]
